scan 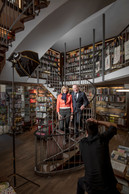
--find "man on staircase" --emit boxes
[72,85,89,137]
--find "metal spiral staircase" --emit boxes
[34,77,96,175]
[0,0,50,73]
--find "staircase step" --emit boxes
[40,147,79,173]
[0,44,8,52]
[20,14,35,23]
[0,53,5,58]
[35,1,50,10]
[12,26,25,33]
[0,44,8,53]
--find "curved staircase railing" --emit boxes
[34,77,96,175]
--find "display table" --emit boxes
[111,145,129,193]
[0,182,16,194]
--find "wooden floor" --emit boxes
[0,128,129,194]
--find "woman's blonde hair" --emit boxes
[61,86,69,94]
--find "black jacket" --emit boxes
[80,126,118,193]
[72,91,89,112]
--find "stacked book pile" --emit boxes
[0,182,16,194]
[111,145,129,178]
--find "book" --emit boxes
[111,150,127,164]
[111,159,126,178]
[125,166,129,179]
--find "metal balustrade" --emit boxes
[65,24,129,83]
[34,107,94,175]
[95,24,129,79]
[34,78,96,175]
[46,69,62,95]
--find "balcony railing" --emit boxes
[95,24,129,79]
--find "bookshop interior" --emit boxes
[1,0,129,193]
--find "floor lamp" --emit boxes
[7,51,40,189]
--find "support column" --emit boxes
[79,37,81,85]
[102,14,105,82]
[64,42,66,85]
[37,67,39,84]
[93,29,95,83]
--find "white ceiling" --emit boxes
[52,0,129,52]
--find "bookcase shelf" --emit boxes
[66,44,102,81]
[6,85,24,133]
[96,86,127,127]
[0,86,8,134]
[29,88,37,126]
[31,49,61,87]
[41,57,60,64]
[35,86,56,137]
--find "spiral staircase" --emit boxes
[0,0,50,73]
[34,77,96,175]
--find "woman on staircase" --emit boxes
[57,86,73,142]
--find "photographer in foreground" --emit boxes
[77,118,120,194]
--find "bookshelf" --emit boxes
[66,44,103,81]
[36,87,48,136]
[0,85,8,134]
[96,86,127,128]
[23,86,31,130]
[40,48,60,78]
[65,33,129,81]
[0,83,57,134]
[29,88,37,127]
[35,86,56,137]
[6,85,24,133]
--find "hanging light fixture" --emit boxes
[116,89,129,92]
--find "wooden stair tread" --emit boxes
[35,0,50,9]
[20,14,35,23]
[38,147,79,172]
[0,42,8,48]
[12,26,24,33]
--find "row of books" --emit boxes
[36,112,47,118]
[46,50,60,59]
[96,88,125,95]
[36,106,47,112]
[37,96,47,102]
[96,95,125,102]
